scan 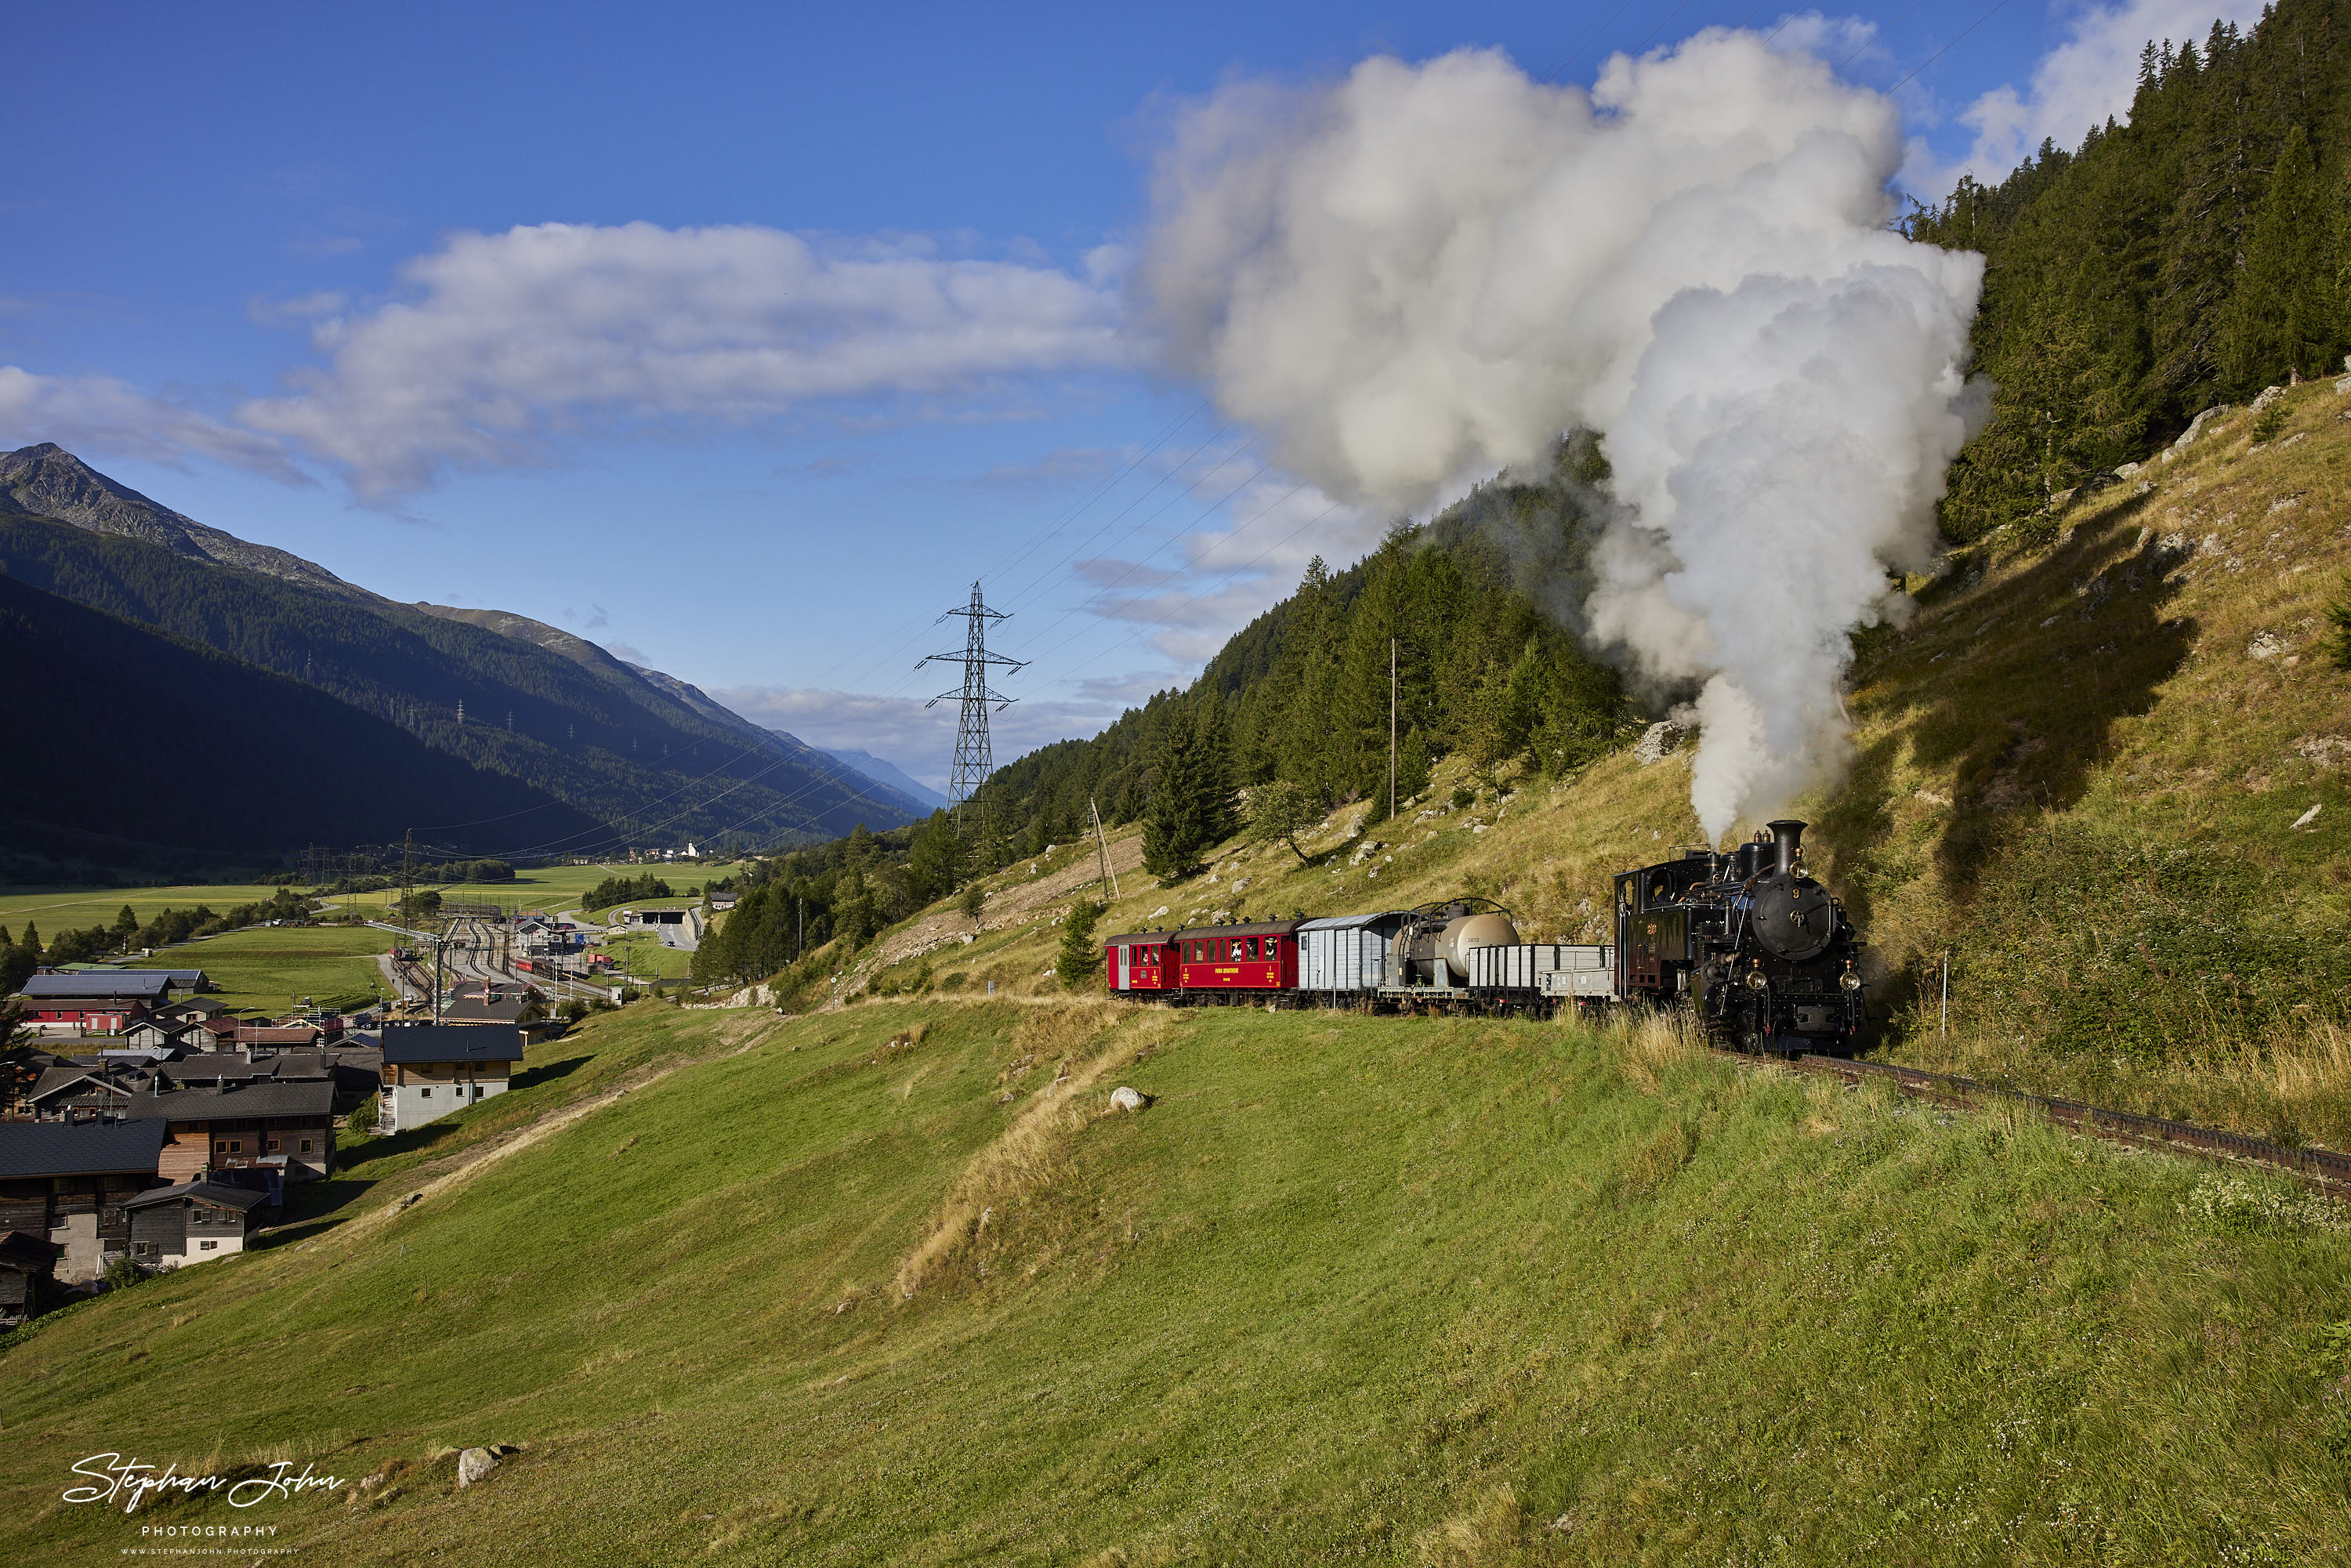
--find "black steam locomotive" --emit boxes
[1614,819,1865,1056]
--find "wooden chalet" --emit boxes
[121,1077,338,1183]
[120,1180,271,1270]
[0,1228,63,1326]
[0,1120,168,1284]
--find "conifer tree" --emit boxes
[1055,900,1104,991]
[2224,125,2336,391]
[1143,710,1215,883]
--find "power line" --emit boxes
[1886,0,2012,96]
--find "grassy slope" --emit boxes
[4,998,2347,1565]
[863,380,2351,1143]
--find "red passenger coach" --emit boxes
[1103,931,1179,995]
[1172,919,1300,1000]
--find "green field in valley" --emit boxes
[3,996,2346,1564]
[587,928,697,981]
[0,882,312,936]
[125,925,396,1016]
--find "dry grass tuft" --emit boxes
[1592,1007,1702,1096]
[1413,1483,1523,1566]
[894,1004,1168,1299]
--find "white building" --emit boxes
[378,1024,526,1135]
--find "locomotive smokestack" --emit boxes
[1767,819,1805,877]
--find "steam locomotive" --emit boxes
[1101,817,1865,1056]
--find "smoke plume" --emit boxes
[1142,31,1985,839]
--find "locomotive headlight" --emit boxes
[1743,969,1770,992]
[1839,970,1864,993]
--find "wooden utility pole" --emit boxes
[1089,795,1120,900]
[1389,636,1398,821]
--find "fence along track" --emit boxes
[1777,1052,2351,1195]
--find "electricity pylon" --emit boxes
[918,582,1024,842]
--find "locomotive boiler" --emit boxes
[1614,819,1864,1055]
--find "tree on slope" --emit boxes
[1142,703,1231,884]
[2222,125,2338,392]
[1056,900,1105,991]
[1247,778,1323,864]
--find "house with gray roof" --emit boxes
[0,1121,168,1284]
[120,1181,270,1271]
[378,1024,525,1134]
[120,1078,337,1183]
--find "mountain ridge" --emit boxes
[0,442,376,603]
[0,447,921,855]
[823,746,950,812]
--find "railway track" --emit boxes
[1766,1050,2351,1196]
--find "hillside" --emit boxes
[0,571,597,875]
[795,373,2351,1149]
[4,997,2347,1563]
[0,448,922,859]
[0,441,375,601]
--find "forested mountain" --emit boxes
[0,570,596,876]
[964,440,1634,870]
[1910,0,2351,537]
[414,599,934,824]
[0,452,921,855]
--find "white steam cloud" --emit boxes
[1142,31,1986,840]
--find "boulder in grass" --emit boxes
[1110,1086,1154,1112]
[457,1448,500,1487]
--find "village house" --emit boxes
[120,1015,205,1054]
[120,1181,271,1270]
[14,971,176,1034]
[24,1063,143,1123]
[378,1024,524,1134]
[0,1120,168,1284]
[121,1077,338,1183]
[157,994,230,1026]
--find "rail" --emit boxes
[1784,1052,2351,1194]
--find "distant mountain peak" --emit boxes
[0,441,375,603]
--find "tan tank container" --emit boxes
[1437,911,1520,982]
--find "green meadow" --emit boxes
[126,925,396,1016]
[3,996,2346,1565]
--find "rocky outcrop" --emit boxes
[0,442,377,601]
[1634,720,1687,765]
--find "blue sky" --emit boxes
[1,0,2259,787]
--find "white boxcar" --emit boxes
[1468,943,1615,998]
[1296,912,1407,994]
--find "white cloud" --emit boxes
[1919,0,2266,194]
[241,222,1132,499]
[0,366,306,481]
